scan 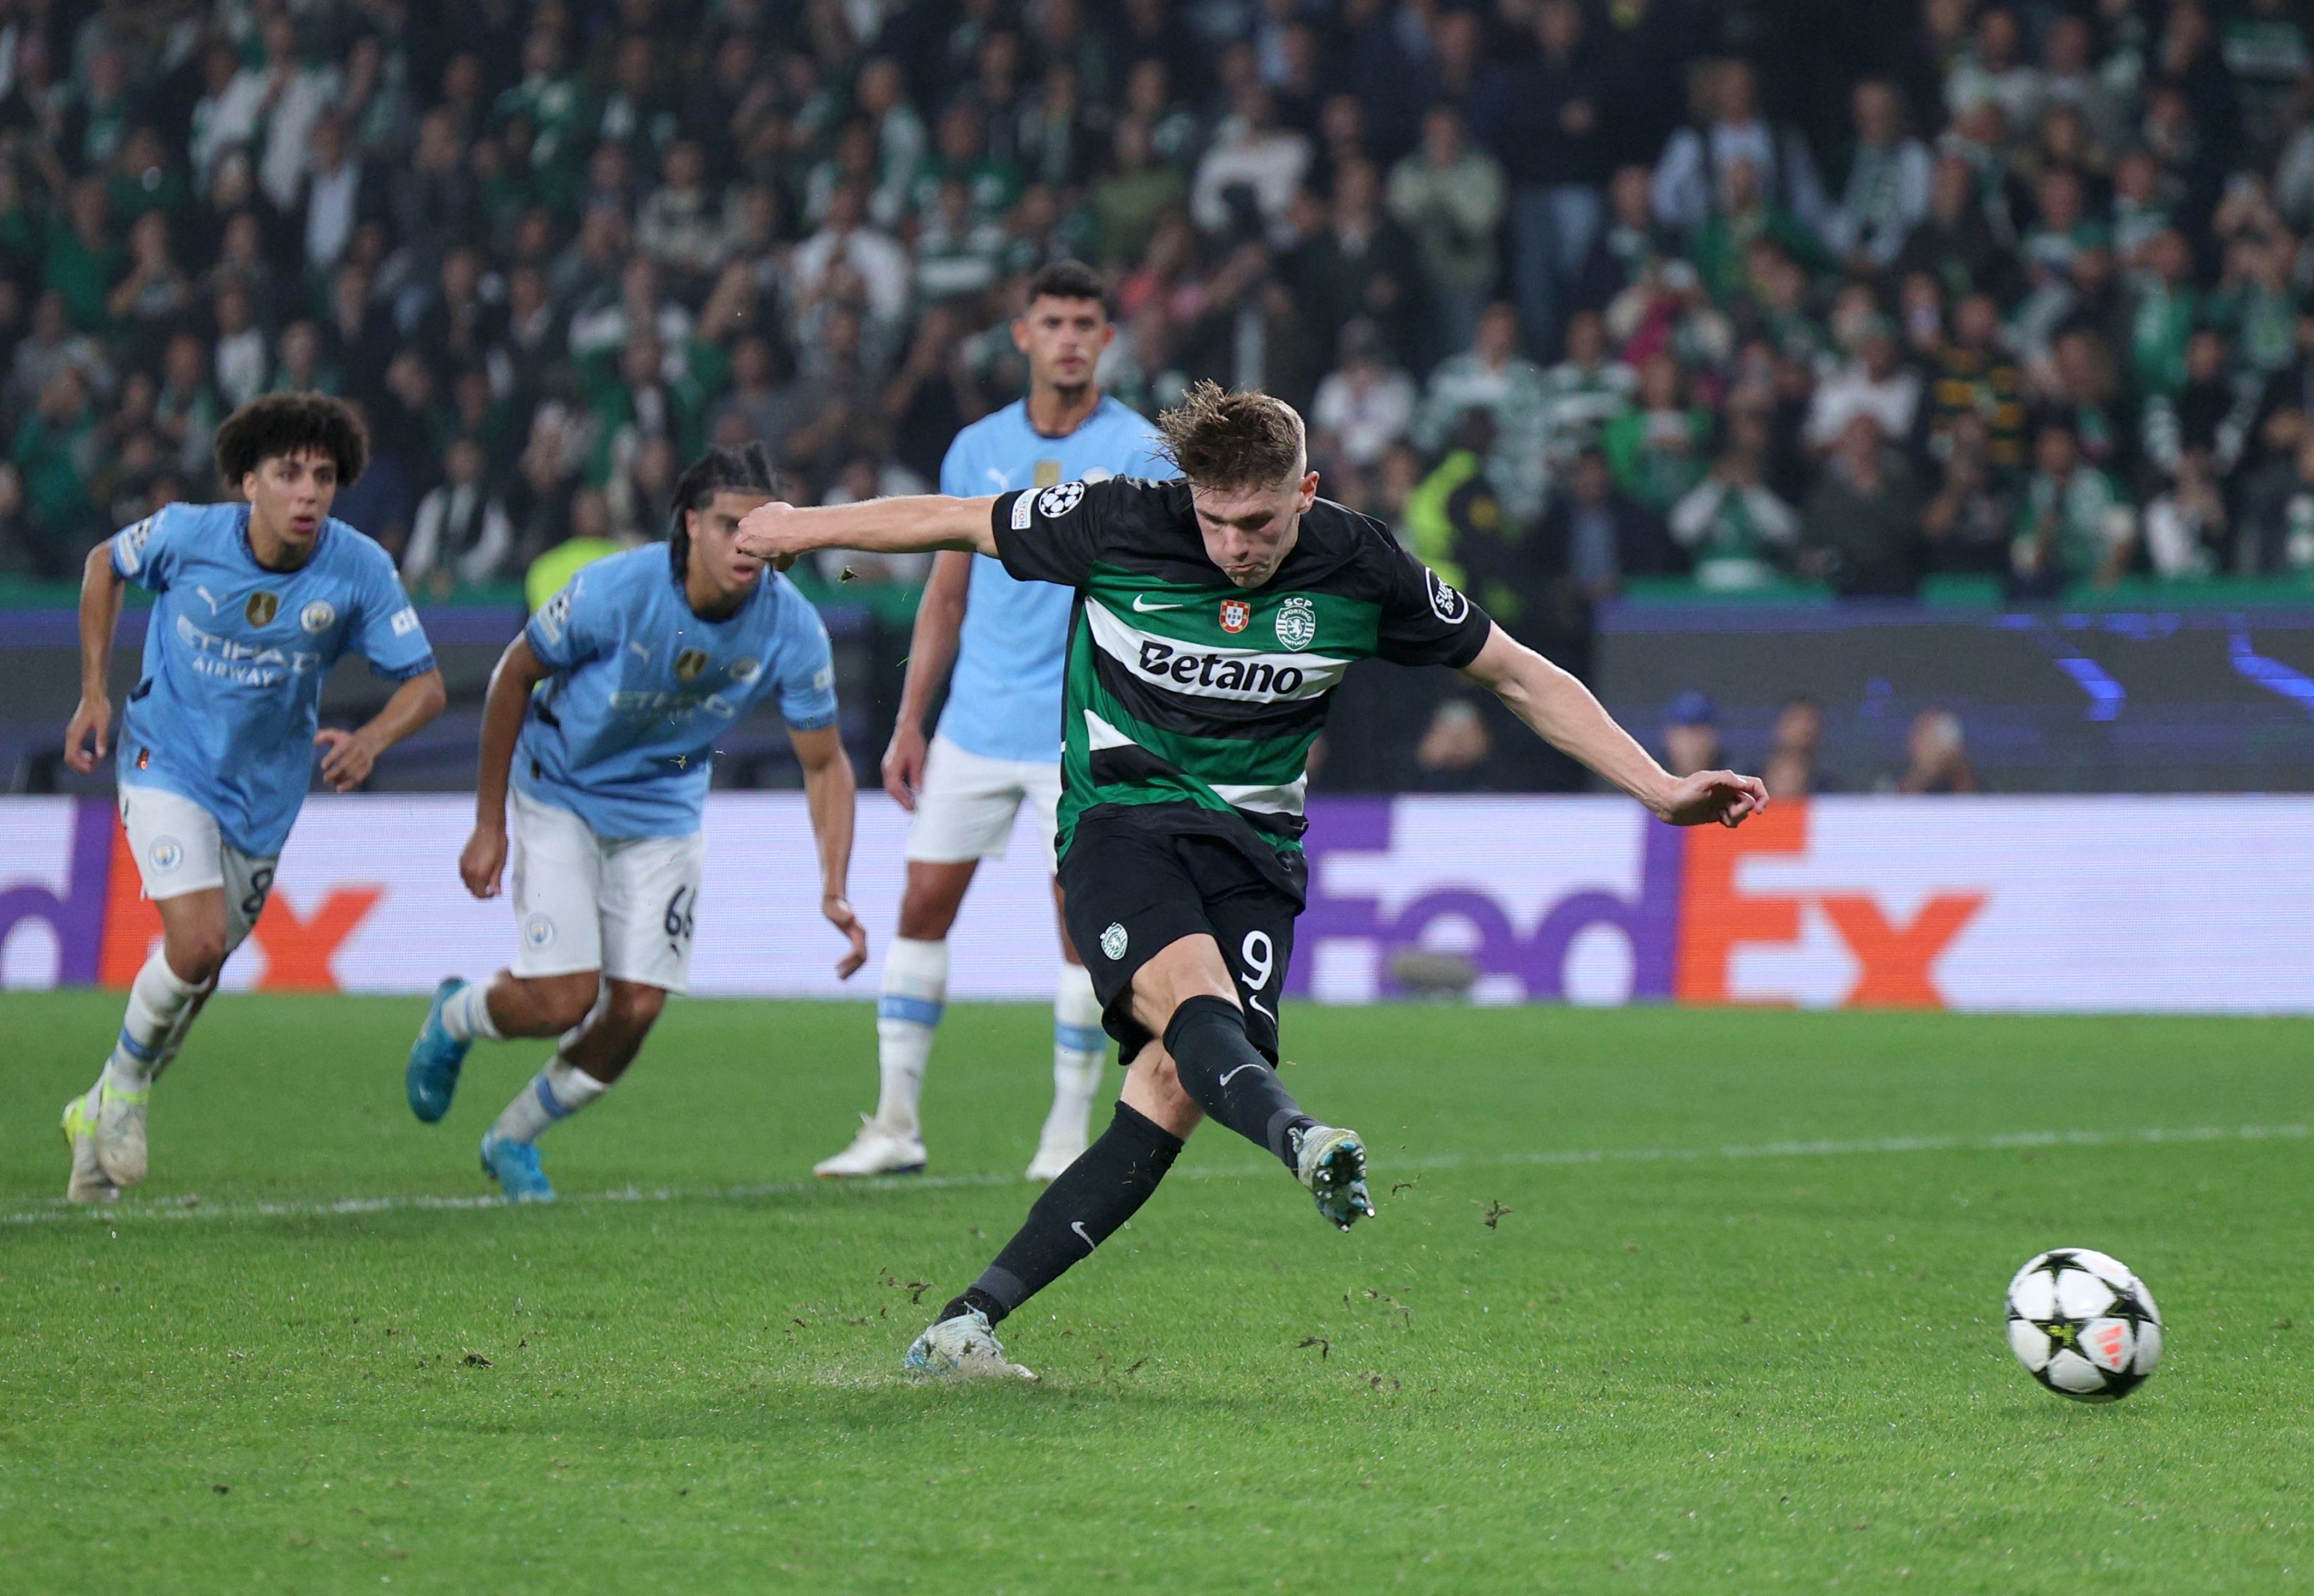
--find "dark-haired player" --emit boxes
[403,444,868,1203]
[58,393,448,1203]
[736,383,1767,1378]
[815,260,1173,1186]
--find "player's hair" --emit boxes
[212,393,369,489]
[1023,259,1109,314]
[667,442,787,580]
[1155,381,1307,490]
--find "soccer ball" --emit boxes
[2004,1248,2163,1402]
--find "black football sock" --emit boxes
[1164,994,1315,1171]
[939,1101,1185,1328]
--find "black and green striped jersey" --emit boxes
[991,476,1493,879]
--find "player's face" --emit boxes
[1012,295,1113,393]
[1189,465,1319,589]
[242,449,339,549]
[688,489,776,600]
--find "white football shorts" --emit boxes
[508,787,706,993]
[117,782,277,954]
[904,734,1061,874]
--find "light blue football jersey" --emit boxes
[110,501,437,856]
[935,395,1173,761]
[517,545,839,838]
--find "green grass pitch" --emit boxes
[5,992,2313,1592]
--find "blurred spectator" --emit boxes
[1604,351,1710,511]
[1660,689,1722,778]
[1537,310,1636,476]
[1193,85,1311,247]
[2011,419,2136,597]
[1537,443,1675,602]
[1652,59,1826,238]
[1894,707,1980,794]
[1926,291,2025,472]
[1292,156,1421,368]
[1805,316,1923,453]
[1824,81,1932,274]
[2142,446,2230,579]
[1487,0,1608,355]
[1801,415,1926,598]
[1386,104,1505,364]
[2239,429,2314,574]
[1414,301,1549,524]
[1310,319,1414,471]
[1671,411,1801,590]
[405,437,515,595]
[1763,694,1836,798]
[1921,414,2016,575]
[11,365,99,577]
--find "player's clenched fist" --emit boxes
[460,824,508,899]
[734,501,804,569]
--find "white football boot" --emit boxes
[91,1077,150,1188]
[1293,1124,1376,1231]
[904,1309,1038,1381]
[61,1089,118,1206]
[813,1117,928,1178]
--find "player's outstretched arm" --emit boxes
[884,550,972,809]
[734,495,1001,567]
[63,539,129,773]
[790,723,869,979]
[459,636,554,899]
[315,668,447,793]
[1458,623,1768,828]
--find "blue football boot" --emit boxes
[406,978,473,1123]
[479,1130,556,1203]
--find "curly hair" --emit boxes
[1155,381,1306,491]
[212,393,370,488]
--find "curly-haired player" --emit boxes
[59,393,448,1203]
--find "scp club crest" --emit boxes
[1219,598,1251,634]
[1274,595,1317,650]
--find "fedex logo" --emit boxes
[0,800,382,993]
[1298,800,1985,1009]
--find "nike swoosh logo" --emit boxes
[1247,994,1275,1021]
[1131,595,1184,612]
[1070,1221,1097,1252]
[1218,1061,1267,1086]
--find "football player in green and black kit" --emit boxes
[737,382,1767,1381]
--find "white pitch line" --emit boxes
[6,1123,2303,1229]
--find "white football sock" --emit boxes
[104,950,205,1093]
[1043,961,1109,1146]
[492,1056,610,1144]
[873,937,947,1137]
[442,981,503,1042]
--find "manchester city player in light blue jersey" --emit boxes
[57,394,448,1203]
[816,262,1176,1184]
[404,444,868,1203]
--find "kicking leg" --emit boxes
[1027,885,1109,1182]
[479,976,666,1203]
[908,1041,1200,1379]
[1133,934,1372,1231]
[817,859,975,1176]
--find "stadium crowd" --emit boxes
[6,0,2314,619]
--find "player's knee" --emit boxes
[532,975,601,1033]
[164,930,227,987]
[603,982,666,1036]
[896,887,960,940]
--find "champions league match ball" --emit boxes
[2004,1249,2163,1402]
